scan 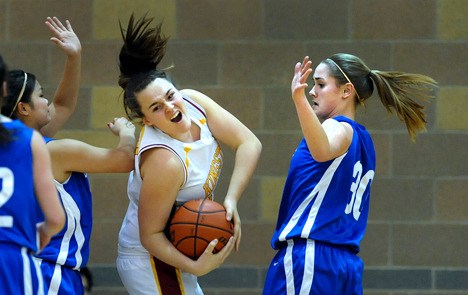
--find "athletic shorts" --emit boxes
[263,239,363,295]
[117,252,203,295]
[38,259,83,295]
[0,246,44,295]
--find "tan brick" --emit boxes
[369,178,434,222]
[165,43,219,86]
[437,87,468,130]
[91,86,128,129]
[69,43,121,86]
[256,133,303,176]
[260,177,285,222]
[93,0,176,40]
[394,43,467,85]
[393,134,468,176]
[265,0,347,39]
[371,134,391,177]
[263,87,300,131]
[55,130,120,148]
[198,88,262,130]
[62,88,92,130]
[393,224,468,266]
[439,0,468,40]
[353,0,436,39]
[89,221,122,263]
[89,174,130,219]
[0,1,6,41]
[360,224,390,265]
[9,0,92,41]
[225,223,276,265]
[436,179,468,222]
[0,44,49,83]
[178,0,261,40]
[221,42,303,86]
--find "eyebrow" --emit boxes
[147,89,172,110]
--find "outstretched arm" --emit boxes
[40,17,82,137]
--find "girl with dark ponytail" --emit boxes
[263,55,436,295]
[116,14,262,294]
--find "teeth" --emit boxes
[171,111,179,120]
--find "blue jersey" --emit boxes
[0,119,45,294]
[35,138,92,294]
[271,116,375,253]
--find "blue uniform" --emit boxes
[0,119,45,295]
[35,138,92,295]
[263,116,376,295]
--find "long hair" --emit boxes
[325,53,437,141]
[118,13,170,122]
[0,54,10,144]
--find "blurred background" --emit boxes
[1,0,466,294]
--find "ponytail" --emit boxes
[326,53,437,141]
[118,13,170,121]
[369,70,437,140]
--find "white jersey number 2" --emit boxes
[0,167,14,228]
[345,161,374,221]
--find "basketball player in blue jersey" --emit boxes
[0,54,65,294]
[2,19,137,294]
[115,14,261,294]
[263,55,437,295]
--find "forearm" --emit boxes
[142,232,196,274]
[53,53,81,110]
[225,137,261,203]
[294,97,331,161]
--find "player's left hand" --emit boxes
[224,198,241,251]
[45,16,82,57]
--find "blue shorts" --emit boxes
[0,245,44,295]
[39,260,84,295]
[263,239,363,295]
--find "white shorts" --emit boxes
[116,252,203,295]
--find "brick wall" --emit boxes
[1,0,466,294]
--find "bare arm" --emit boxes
[291,57,352,162]
[180,89,262,251]
[31,131,65,250]
[48,117,135,182]
[40,17,82,137]
[138,148,234,276]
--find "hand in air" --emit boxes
[291,56,313,102]
[192,237,235,276]
[45,16,82,57]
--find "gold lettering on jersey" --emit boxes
[184,146,192,167]
[199,118,206,125]
[203,144,223,199]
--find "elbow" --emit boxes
[47,212,66,236]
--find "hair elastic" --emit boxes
[9,72,28,117]
[327,58,362,101]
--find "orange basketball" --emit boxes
[168,199,234,260]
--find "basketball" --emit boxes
[168,199,234,260]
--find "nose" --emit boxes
[309,86,317,97]
[163,100,174,112]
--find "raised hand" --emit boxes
[45,16,81,57]
[291,56,313,102]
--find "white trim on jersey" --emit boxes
[22,247,32,295]
[278,153,346,241]
[55,182,85,269]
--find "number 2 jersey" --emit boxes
[270,116,376,253]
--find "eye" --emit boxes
[167,92,174,101]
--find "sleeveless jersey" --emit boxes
[118,96,223,254]
[270,116,375,253]
[0,118,45,294]
[0,119,39,250]
[36,137,93,270]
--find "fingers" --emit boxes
[204,239,218,254]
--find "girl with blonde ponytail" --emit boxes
[263,54,436,295]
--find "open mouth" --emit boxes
[171,111,183,123]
